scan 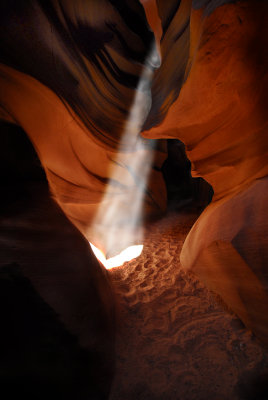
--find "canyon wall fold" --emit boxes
[1,0,267,346]
[143,0,268,344]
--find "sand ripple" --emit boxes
[109,213,268,400]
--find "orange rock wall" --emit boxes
[143,0,268,344]
[1,0,267,344]
[0,0,167,250]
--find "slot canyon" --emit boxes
[0,1,267,399]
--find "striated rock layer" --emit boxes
[143,0,268,344]
[0,0,267,351]
[0,0,166,253]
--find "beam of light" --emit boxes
[89,43,160,268]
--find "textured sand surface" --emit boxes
[108,213,268,400]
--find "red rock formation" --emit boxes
[0,64,166,251]
[143,1,268,344]
[1,0,267,348]
[0,3,165,396]
[0,0,166,253]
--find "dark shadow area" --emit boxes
[235,368,268,400]
[162,139,213,212]
[0,121,46,208]
[0,121,115,399]
[0,263,109,400]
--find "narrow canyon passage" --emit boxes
[108,212,268,400]
[1,1,268,398]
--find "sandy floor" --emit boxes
[108,212,268,400]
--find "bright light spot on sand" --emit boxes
[90,242,143,269]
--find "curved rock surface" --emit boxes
[0,0,166,252]
[143,0,268,344]
[0,0,267,382]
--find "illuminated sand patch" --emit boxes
[90,242,143,269]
